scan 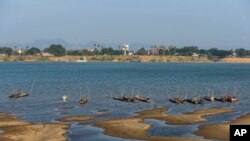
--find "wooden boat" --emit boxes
[226,95,238,103]
[78,85,89,104]
[168,86,186,104]
[226,85,238,103]
[134,95,151,103]
[169,97,184,104]
[113,96,134,102]
[215,96,226,102]
[186,89,203,104]
[216,85,238,103]
[204,96,215,102]
[204,89,215,102]
[9,91,29,98]
[9,80,36,99]
[122,96,135,102]
[187,97,203,104]
[113,96,126,101]
[80,97,88,104]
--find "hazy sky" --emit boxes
[0,0,250,49]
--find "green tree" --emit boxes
[101,48,110,55]
[93,48,100,55]
[0,47,13,57]
[67,50,82,56]
[199,49,207,54]
[112,50,123,55]
[207,48,231,58]
[158,49,165,56]
[44,44,66,56]
[168,46,177,56]
[137,48,147,55]
[82,49,92,55]
[235,48,249,57]
[178,46,199,56]
[27,47,41,55]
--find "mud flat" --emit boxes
[136,107,234,125]
[94,117,205,141]
[194,113,250,140]
[57,113,106,122]
[94,107,233,141]
[0,112,69,141]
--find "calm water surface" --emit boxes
[0,62,249,140]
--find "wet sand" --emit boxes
[137,107,234,125]
[94,107,233,141]
[0,107,234,141]
[194,113,250,140]
[57,113,106,122]
[95,118,205,141]
[0,112,69,141]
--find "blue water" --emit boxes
[0,62,249,140]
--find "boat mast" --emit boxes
[166,88,169,98]
[131,88,134,97]
[177,85,179,98]
[29,80,36,94]
[234,84,237,97]
[87,84,89,96]
[80,86,82,98]
[185,86,188,99]
[207,88,210,97]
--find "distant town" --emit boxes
[0,43,250,62]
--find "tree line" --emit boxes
[0,44,250,58]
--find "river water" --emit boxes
[0,62,249,140]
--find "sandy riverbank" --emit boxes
[93,107,233,141]
[0,55,210,62]
[194,113,250,140]
[220,57,250,63]
[57,113,106,122]
[0,112,69,141]
[95,118,205,141]
[136,107,234,125]
[2,56,250,63]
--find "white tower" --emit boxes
[121,44,129,55]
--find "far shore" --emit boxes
[1,56,250,63]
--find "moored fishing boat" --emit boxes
[80,97,88,104]
[203,89,215,102]
[9,91,29,98]
[168,86,186,104]
[9,80,36,99]
[134,95,151,103]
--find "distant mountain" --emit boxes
[0,38,72,49]
[0,39,151,50]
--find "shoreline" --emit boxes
[0,112,69,141]
[1,107,248,141]
[93,106,234,141]
[57,113,106,122]
[194,113,250,140]
[1,56,250,63]
[0,55,211,63]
